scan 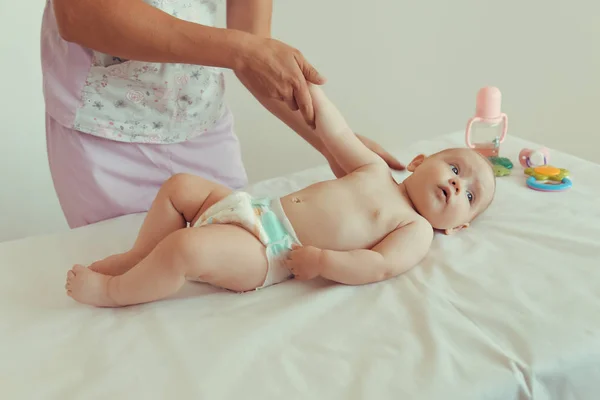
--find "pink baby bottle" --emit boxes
[465,86,508,157]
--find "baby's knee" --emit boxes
[163,173,195,194]
[160,173,207,210]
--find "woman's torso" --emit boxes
[41,0,226,144]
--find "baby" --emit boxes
[66,85,496,307]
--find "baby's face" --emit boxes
[404,148,495,234]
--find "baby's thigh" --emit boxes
[177,224,268,292]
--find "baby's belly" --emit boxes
[282,199,389,251]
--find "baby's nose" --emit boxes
[449,177,461,194]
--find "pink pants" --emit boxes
[46,108,248,228]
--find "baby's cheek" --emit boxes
[460,205,475,222]
[449,203,470,222]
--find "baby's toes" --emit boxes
[66,270,75,284]
[72,264,86,275]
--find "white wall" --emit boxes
[1,0,599,242]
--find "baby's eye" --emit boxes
[466,191,474,203]
[450,165,459,175]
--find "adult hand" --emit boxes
[326,133,406,178]
[235,36,326,128]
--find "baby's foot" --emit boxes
[88,251,142,276]
[66,265,120,307]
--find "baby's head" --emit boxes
[403,148,496,234]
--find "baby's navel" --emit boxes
[291,197,302,203]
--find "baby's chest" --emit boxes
[339,196,402,237]
[350,189,417,234]
[346,178,401,215]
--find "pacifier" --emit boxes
[519,147,550,168]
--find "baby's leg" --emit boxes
[67,224,268,307]
[89,173,230,276]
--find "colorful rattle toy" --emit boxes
[520,147,572,192]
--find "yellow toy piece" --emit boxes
[524,165,572,192]
[524,166,569,182]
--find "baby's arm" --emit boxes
[309,84,386,174]
[318,221,433,285]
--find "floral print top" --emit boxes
[41,0,226,144]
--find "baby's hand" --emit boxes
[286,244,324,281]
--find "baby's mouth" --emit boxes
[439,186,449,203]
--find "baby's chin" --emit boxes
[411,196,470,229]
[412,202,450,227]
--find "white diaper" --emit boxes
[192,192,301,289]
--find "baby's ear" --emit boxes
[444,223,469,235]
[407,154,427,172]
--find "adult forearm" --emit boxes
[52,0,248,68]
[320,249,392,285]
[227,0,272,38]
[227,0,324,153]
[227,0,331,151]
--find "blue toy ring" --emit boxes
[526,176,572,192]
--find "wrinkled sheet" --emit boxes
[1,132,599,399]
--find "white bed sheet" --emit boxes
[1,132,600,399]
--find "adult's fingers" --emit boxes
[283,95,299,111]
[356,133,406,170]
[293,79,316,128]
[379,150,406,170]
[298,54,326,85]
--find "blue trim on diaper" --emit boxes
[251,198,294,256]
